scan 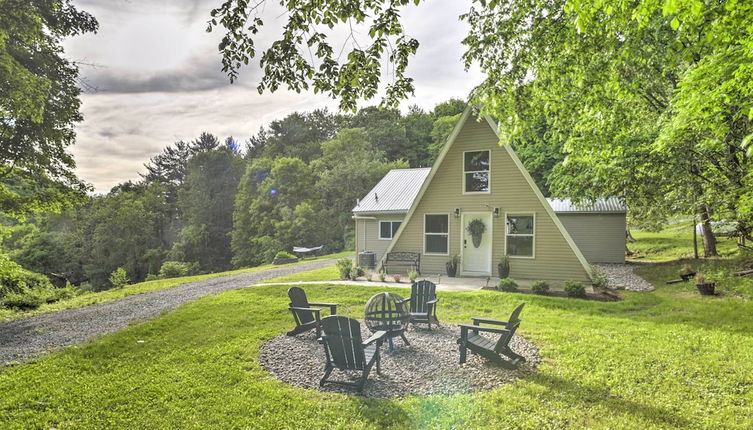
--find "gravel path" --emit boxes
[0,259,337,365]
[260,325,539,398]
[594,263,655,292]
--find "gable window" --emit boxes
[379,221,401,240]
[463,150,490,193]
[506,214,535,257]
[424,214,449,254]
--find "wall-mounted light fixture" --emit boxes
[454,208,461,218]
[493,207,500,218]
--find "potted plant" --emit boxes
[466,218,487,247]
[679,264,696,282]
[498,255,510,278]
[446,254,460,277]
[695,273,716,296]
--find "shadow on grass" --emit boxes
[346,396,412,428]
[530,372,691,428]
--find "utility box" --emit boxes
[358,251,376,269]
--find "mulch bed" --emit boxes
[259,324,540,398]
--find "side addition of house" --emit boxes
[352,106,627,283]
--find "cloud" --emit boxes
[82,55,236,94]
[66,0,484,192]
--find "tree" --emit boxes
[169,146,245,271]
[247,110,340,163]
[208,0,418,110]
[0,0,98,217]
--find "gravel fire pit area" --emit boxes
[260,325,540,398]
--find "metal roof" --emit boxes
[352,168,431,214]
[546,197,626,214]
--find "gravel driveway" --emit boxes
[0,259,337,365]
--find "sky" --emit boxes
[64,0,484,192]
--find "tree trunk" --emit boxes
[626,227,636,243]
[693,216,698,259]
[697,205,718,257]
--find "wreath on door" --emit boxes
[466,218,487,248]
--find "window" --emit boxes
[424,214,449,254]
[506,214,534,257]
[464,150,490,193]
[379,221,401,240]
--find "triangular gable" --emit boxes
[379,105,592,280]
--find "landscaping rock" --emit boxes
[259,325,540,398]
[594,263,655,292]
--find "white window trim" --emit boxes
[378,220,402,240]
[505,212,536,259]
[423,213,450,256]
[462,149,491,195]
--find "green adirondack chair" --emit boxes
[319,315,387,391]
[286,286,337,338]
[400,280,440,329]
[457,303,525,368]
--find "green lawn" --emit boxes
[0,251,352,322]
[261,264,341,283]
[2,280,753,429]
[630,221,739,261]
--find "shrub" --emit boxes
[378,271,387,282]
[532,280,550,295]
[0,254,53,300]
[158,261,200,279]
[393,274,401,283]
[2,288,48,310]
[498,277,518,292]
[351,266,366,280]
[590,265,609,289]
[408,271,419,282]
[109,267,130,289]
[565,280,587,298]
[145,273,160,282]
[1,282,77,310]
[274,251,296,260]
[336,258,353,280]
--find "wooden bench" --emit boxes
[382,251,420,274]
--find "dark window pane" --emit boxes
[391,221,401,236]
[426,234,448,254]
[380,222,392,238]
[506,236,534,257]
[464,151,490,171]
[507,215,534,235]
[425,215,448,233]
[465,172,489,192]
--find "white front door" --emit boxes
[461,212,493,275]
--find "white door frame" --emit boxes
[460,211,493,276]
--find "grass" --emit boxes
[0,251,352,322]
[2,280,753,429]
[261,265,342,283]
[630,221,738,261]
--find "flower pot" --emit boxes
[680,272,696,282]
[446,263,457,277]
[498,264,510,279]
[696,282,716,296]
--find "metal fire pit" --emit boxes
[364,292,410,351]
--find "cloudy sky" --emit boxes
[64,0,484,192]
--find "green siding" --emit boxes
[355,215,406,265]
[558,213,626,263]
[390,117,591,282]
